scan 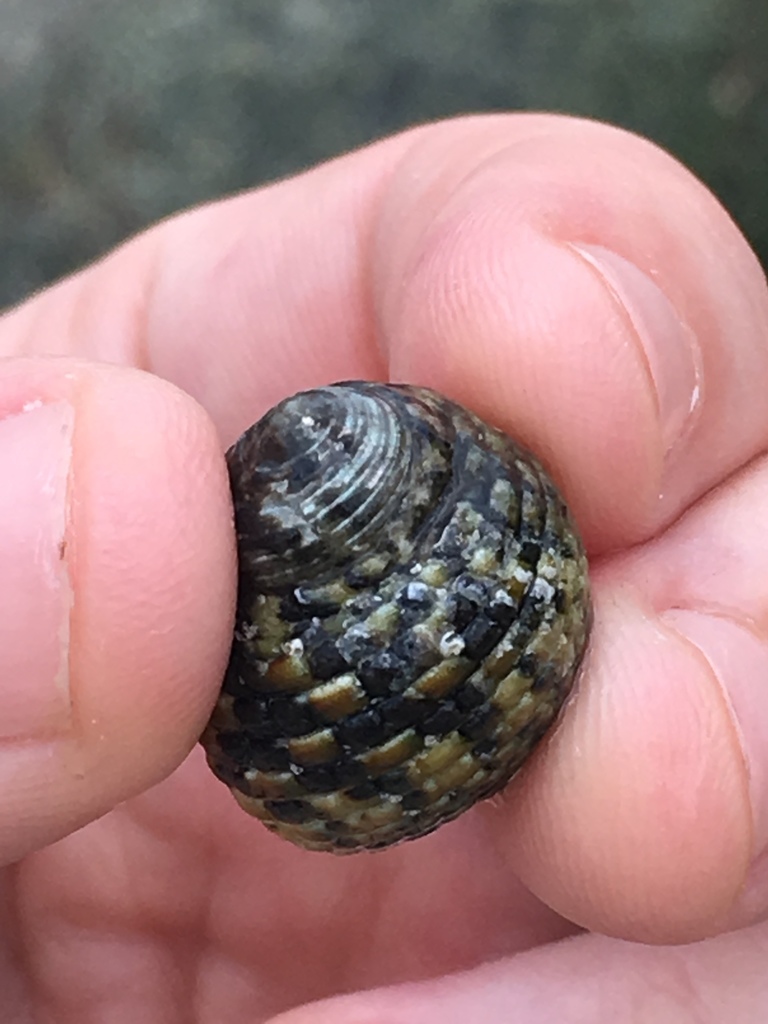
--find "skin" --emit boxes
[0,113,767,1022]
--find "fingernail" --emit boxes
[662,609,768,858]
[570,243,703,454]
[0,400,74,738]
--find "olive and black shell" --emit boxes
[201,382,591,853]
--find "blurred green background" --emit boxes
[1,0,766,308]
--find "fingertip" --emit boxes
[0,358,236,861]
[374,115,768,553]
[72,360,237,768]
[496,581,752,943]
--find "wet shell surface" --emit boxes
[201,382,591,853]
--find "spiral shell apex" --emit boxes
[201,382,591,853]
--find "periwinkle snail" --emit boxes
[201,382,591,853]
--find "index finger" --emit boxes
[3,113,766,554]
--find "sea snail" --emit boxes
[201,382,591,853]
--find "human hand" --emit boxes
[1,114,767,1023]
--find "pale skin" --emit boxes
[0,114,767,1022]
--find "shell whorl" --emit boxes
[230,384,453,590]
[201,382,591,853]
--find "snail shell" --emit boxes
[201,382,591,853]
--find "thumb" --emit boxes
[0,356,235,864]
